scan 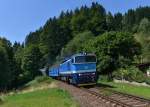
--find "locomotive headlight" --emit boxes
[79,74,82,76]
[92,73,95,75]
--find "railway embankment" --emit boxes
[1,77,150,107]
[58,81,150,107]
[57,81,114,107]
[0,77,79,107]
[94,86,150,107]
[98,80,150,100]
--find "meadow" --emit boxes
[0,77,79,107]
[99,81,150,99]
[0,88,79,107]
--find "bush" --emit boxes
[145,77,150,85]
[99,75,113,82]
[83,32,141,74]
[113,70,122,80]
[129,67,145,83]
[113,66,145,83]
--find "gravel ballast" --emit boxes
[57,82,115,107]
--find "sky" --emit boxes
[0,0,150,43]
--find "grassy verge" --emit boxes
[0,76,79,107]
[19,76,56,93]
[98,81,150,99]
[1,88,79,107]
[24,76,54,87]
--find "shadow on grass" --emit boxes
[81,82,116,89]
[0,97,4,105]
[96,83,116,88]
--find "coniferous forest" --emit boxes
[0,2,150,91]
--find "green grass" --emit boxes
[1,88,79,107]
[24,76,54,88]
[98,81,150,99]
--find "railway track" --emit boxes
[84,86,150,107]
[59,81,150,107]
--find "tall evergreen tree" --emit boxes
[114,12,123,31]
[0,45,10,90]
[123,9,135,32]
[106,12,114,31]
[22,45,43,81]
[88,2,107,35]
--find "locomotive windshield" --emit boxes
[75,56,96,63]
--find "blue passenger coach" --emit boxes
[49,53,98,86]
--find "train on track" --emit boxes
[49,53,98,86]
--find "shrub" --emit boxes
[83,32,141,74]
[113,70,122,80]
[128,66,145,83]
[99,75,111,82]
[145,77,150,85]
[113,66,145,83]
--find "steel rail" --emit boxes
[94,86,150,107]
[81,88,132,107]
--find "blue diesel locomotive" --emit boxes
[49,53,98,86]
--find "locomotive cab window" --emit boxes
[75,56,96,63]
[71,59,74,63]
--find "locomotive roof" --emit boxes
[50,53,96,69]
[71,53,96,58]
[62,53,95,63]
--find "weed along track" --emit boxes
[88,87,150,107]
[58,81,150,107]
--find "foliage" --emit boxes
[138,18,150,33]
[0,45,10,89]
[11,43,24,88]
[22,45,43,81]
[106,12,114,31]
[24,4,150,66]
[0,38,19,90]
[134,18,150,63]
[83,32,141,74]
[123,7,150,32]
[39,17,72,65]
[99,75,111,82]
[145,77,150,85]
[23,3,150,67]
[59,31,94,59]
[0,2,150,90]
[113,68,129,80]
[113,66,145,83]
[71,3,106,35]
[113,13,123,31]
